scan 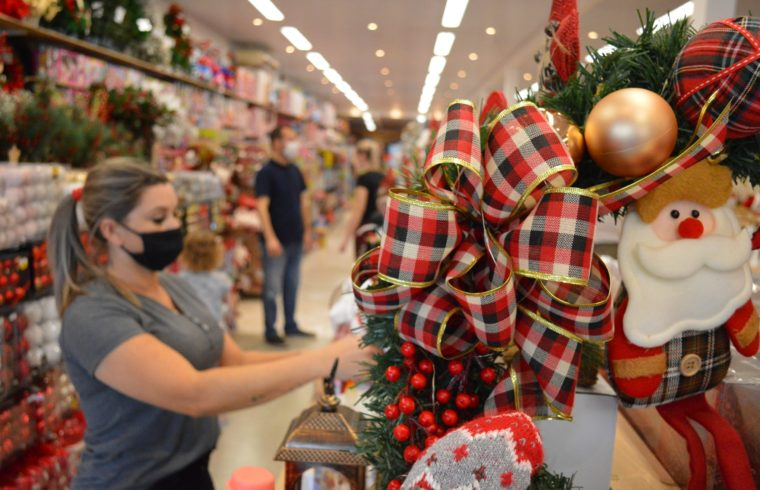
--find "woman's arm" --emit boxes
[220,333,302,366]
[340,186,369,252]
[94,333,369,417]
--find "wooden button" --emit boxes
[680,353,702,377]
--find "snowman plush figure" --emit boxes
[608,160,758,490]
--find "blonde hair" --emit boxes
[48,158,169,314]
[181,230,223,272]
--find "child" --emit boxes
[179,229,238,330]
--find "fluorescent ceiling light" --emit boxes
[306,52,329,71]
[418,101,432,114]
[584,44,617,63]
[248,0,284,21]
[428,56,447,75]
[323,68,342,84]
[433,32,456,56]
[424,73,440,88]
[637,1,694,35]
[365,121,377,132]
[336,80,351,93]
[280,26,312,51]
[441,0,469,28]
[136,18,152,32]
[416,114,427,123]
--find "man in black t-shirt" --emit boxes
[254,126,315,345]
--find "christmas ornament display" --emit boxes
[0,165,65,250]
[584,88,678,177]
[674,16,760,139]
[537,107,584,163]
[401,411,543,490]
[22,297,62,369]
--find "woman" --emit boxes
[339,141,386,256]
[48,159,370,490]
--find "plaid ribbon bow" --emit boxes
[353,99,729,419]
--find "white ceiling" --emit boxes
[175,0,756,120]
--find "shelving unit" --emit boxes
[0,13,320,126]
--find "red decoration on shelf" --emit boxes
[387,480,402,490]
[0,0,30,20]
[418,410,435,428]
[403,445,421,464]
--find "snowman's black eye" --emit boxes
[670,210,680,219]
[691,210,700,218]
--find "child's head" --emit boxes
[181,229,223,272]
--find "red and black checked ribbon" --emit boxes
[353,99,729,419]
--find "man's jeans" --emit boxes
[261,239,303,337]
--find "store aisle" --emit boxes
[209,222,676,489]
[209,226,352,488]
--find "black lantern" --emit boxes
[275,361,368,489]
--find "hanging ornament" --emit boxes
[673,17,760,139]
[584,88,678,177]
[537,108,585,163]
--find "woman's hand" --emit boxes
[321,334,377,380]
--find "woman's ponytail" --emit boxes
[48,192,99,315]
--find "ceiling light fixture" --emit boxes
[450,82,459,90]
[522,72,533,81]
[587,31,598,39]
[380,67,390,76]
[336,80,351,93]
[320,77,328,85]
[280,26,312,51]
[306,52,329,71]
[252,18,263,26]
[637,1,694,34]
[350,107,361,117]
[285,45,295,54]
[457,70,466,78]
[323,68,342,84]
[247,0,284,21]
[384,80,393,88]
[331,87,339,94]
[390,108,402,119]
[375,49,386,58]
[424,72,440,88]
[306,64,315,72]
[441,0,469,28]
[433,32,456,56]
[428,55,447,75]
[368,22,378,31]
[468,52,478,61]
[416,114,427,123]
[485,26,496,35]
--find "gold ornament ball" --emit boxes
[538,108,585,163]
[584,88,678,177]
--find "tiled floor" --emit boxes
[208,223,677,489]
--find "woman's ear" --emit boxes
[98,218,123,246]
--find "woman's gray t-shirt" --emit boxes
[61,274,225,490]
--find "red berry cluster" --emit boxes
[31,243,51,292]
[383,341,500,484]
[0,255,30,308]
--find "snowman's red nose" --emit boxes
[678,218,704,239]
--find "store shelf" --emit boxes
[0,14,275,107]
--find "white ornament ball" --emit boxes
[24,324,44,346]
[43,343,62,365]
[27,348,44,368]
[23,302,43,324]
[42,320,61,342]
